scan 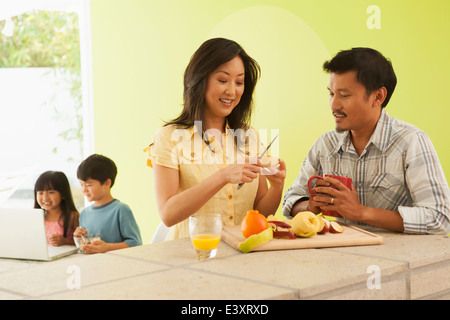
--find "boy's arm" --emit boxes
[104,242,130,252]
[118,204,142,247]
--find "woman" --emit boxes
[147,38,286,240]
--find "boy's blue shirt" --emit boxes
[80,199,142,247]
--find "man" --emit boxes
[282,48,450,234]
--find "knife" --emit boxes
[236,134,279,190]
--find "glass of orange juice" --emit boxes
[189,213,222,260]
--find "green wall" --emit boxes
[90,0,450,243]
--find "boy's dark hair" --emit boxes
[323,47,397,107]
[77,154,118,187]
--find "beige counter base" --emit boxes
[0,226,449,300]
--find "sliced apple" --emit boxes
[317,217,325,233]
[268,220,292,229]
[273,230,296,239]
[268,220,296,239]
[318,217,331,234]
[296,231,317,238]
[329,221,344,233]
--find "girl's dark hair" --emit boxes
[323,47,397,107]
[34,171,79,237]
[77,154,118,187]
[165,37,261,130]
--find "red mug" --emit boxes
[307,174,352,218]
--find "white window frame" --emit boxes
[0,0,94,207]
[78,0,95,157]
[0,0,94,158]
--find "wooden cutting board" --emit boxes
[221,223,383,252]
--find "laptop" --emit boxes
[0,207,78,261]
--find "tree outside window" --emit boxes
[0,10,85,209]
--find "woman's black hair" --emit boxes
[165,37,261,130]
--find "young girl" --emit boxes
[147,38,286,240]
[34,171,80,246]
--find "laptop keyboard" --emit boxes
[48,245,78,257]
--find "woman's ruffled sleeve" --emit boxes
[144,126,180,170]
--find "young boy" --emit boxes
[73,154,142,254]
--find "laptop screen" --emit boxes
[0,207,49,260]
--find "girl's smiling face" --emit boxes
[204,56,245,127]
[36,189,63,213]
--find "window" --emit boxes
[0,1,93,209]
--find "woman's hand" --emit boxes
[153,157,264,227]
[261,158,286,189]
[220,157,263,184]
[253,158,286,216]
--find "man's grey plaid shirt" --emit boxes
[282,110,450,234]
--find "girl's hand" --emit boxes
[49,234,65,246]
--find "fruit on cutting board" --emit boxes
[241,210,269,238]
[318,216,331,234]
[329,221,344,233]
[289,211,321,237]
[237,212,345,253]
[238,226,273,253]
[268,219,296,239]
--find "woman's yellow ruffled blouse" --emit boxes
[145,124,265,240]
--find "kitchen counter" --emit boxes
[1,226,449,300]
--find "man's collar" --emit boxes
[333,130,352,154]
[367,109,391,152]
[332,109,391,154]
